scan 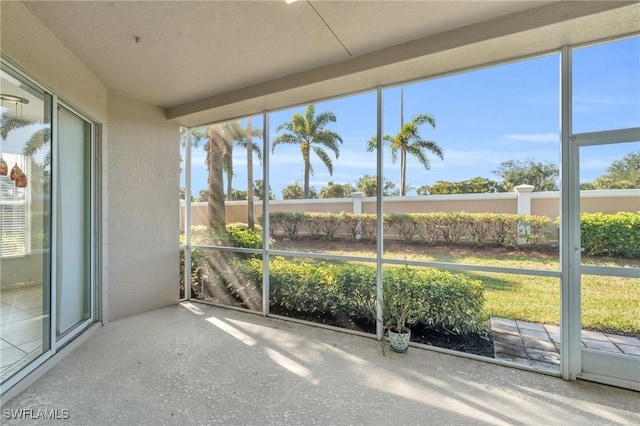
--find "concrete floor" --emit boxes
[2,302,639,425]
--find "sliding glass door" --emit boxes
[0,64,52,384]
[562,37,640,390]
[0,61,96,392]
[55,106,93,340]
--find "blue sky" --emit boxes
[184,36,639,198]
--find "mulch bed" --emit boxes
[410,323,495,358]
[271,309,495,358]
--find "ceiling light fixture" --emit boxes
[285,0,298,4]
[0,94,29,105]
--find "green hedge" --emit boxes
[232,258,485,335]
[188,224,264,249]
[226,223,263,249]
[265,211,551,247]
[383,266,485,335]
[579,212,640,258]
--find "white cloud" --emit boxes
[503,133,558,143]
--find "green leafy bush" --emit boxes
[386,214,419,241]
[266,211,551,247]
[580,212,640,258]
[340,213,377,241]
[267,257,340,316]
[266,212,307,240]
[383,266,422,332]
[187,224,264,249]
[333,263,377,321]
[179,247,204,298]
[236,257,485,335]
[383,266,486,335]
[409,269,485,335]
[226,223,263,249]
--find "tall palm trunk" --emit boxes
[400,149,407,196]
[225,138,234,201]
[246,118,255,229]
[303,162,311,199]
[208,131,226,232]
[302,143,311,199]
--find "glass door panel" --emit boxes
[0,65,52,384]
[577,140,640,390]
[55,106,92,338]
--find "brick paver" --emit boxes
[490,317,640,373]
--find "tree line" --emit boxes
[183,103,637,230]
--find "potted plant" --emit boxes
[383,265,418,353]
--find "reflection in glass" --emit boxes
[0,66,51,384]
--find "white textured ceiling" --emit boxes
[22,1,639,126]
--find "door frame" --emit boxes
[571,129,640,391]
[561,45,640,390]
[51,100,97,349]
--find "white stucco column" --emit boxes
[352,191,364,214]
[514,184,535,245]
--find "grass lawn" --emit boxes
[273,238,640,335]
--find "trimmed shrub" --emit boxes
[226,223,263,249]
[580,212,640,258]
[267,257,340,316]
[413,213,439,244]
[384,266,486,335]
[434,212,468,244]
[340,213,377,241]
[279,211,306,240]
[306,212,342,240]
[266,211,552,247]
[238,257,485,335]
[334,263,377,322]
[188,224,264,249]
[386,213,419,241]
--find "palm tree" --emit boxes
[273,104,342,199]
[245,117,260,228]
[1,115,51,193]
[205,124,228,232]
[368,113,443,196]
[222,120,262,203]
[0,116,51,166]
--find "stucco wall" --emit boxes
[182,190,639,231]
[2,2,180,322]
[106,91,180,321]
[0,1,108,122]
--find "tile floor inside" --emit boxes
[0,286,46,383]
